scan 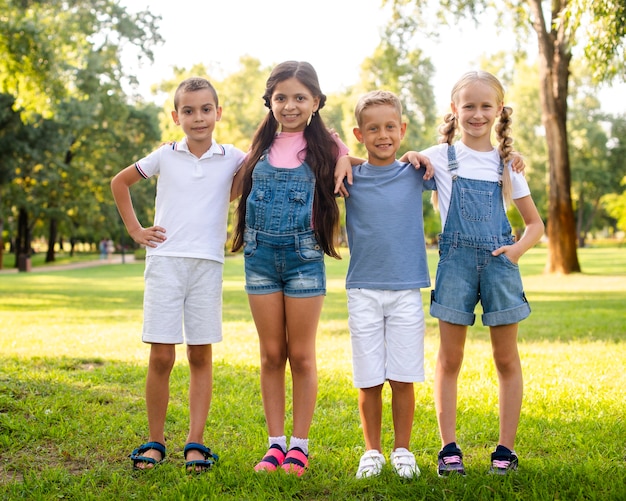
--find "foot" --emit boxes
[489,445,518,475]
[356,449,386,478]
[281,447,309,476]
[184,442,218,473]
[254,444,286,472]
[390,448,420,478]
[437,442,466,477]
[129,441,166,470]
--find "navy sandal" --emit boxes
[184,442,219,473]
[129,441,166,470]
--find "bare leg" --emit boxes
[284,295,324,439]
[489,324,523,451]
[185,344,213,466]
[434,320,467,447]
[140,343,175,468]
[359,385,383,451]
[248,292,288,438]
[389,380,415,451]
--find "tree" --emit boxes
[388,0,626,273]
[0,0,163,267]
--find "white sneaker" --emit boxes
[356,449,386,478]
[390,448,420,478]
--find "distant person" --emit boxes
[106,238,114,262]
[99,238,108,260]
[405,70,544,476]
[342,91,434,479]
[111,77,244,473]
[230,61,348,476]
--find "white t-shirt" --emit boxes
[135,138,245,263]
[421,142,531,225]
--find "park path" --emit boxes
[0,254,136,274]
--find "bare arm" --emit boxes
[398,151,435,180]
[230,166,244,202]
[110,165,166,248]
[492,195,544,263]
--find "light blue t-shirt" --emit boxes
[345,160,436,290]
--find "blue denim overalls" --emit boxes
[243,153,325,297]
[430,145,530,326]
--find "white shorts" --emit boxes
[142,256,223,345]
[347,288,425,388]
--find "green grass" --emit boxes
[1,247,625,500]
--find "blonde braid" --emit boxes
[495,106,514,205]
[438,113,457,145]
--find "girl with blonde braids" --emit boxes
[414,70,544,476]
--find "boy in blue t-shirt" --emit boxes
[343,90,435,479]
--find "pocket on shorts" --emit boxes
[437,241,457,265]
[496,252,519,268]
[295,234,323,262]
[243,229,258,258]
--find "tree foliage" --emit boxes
[387,0,626,273]
[0,0,163,267]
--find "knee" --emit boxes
[493,353,521,376]
[287,352,315,375]
[150,349,176,374]
[261,349,287,372]
[438,349,464,374]
[388,380,413,393]
[187,346,212,368]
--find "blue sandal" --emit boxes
[129,441,166,470]
[184,442,218,473]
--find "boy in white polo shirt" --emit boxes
[111,77,244,473]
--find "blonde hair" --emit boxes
[354,90,403,127]
[434,71,514,209]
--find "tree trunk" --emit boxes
[15,207,31,271]
[0,217,4,270]
[529,0,581,274]
[46,218,57,263]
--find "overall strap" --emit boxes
[447,144,459,179]
[497,157,505,186]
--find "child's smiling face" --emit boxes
[270,77,320,133]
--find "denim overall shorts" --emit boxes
[429,145,530,326]
[243,153,326,297]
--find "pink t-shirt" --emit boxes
[268,131,349,167]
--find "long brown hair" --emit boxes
[231,61,341,258]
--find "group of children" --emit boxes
[111,61,544,478]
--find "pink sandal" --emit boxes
[254,444,286,472]
[281,447,309,476]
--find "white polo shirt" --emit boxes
[135,138,244,263]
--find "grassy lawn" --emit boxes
[0,247,625,500]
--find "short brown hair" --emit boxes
[173,77,219,111]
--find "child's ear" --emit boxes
[353,127,364,143]
[171,110,180,125]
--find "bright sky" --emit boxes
[122,0,623,115]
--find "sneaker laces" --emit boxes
[492,459,512,469]
[442,454,462,465]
